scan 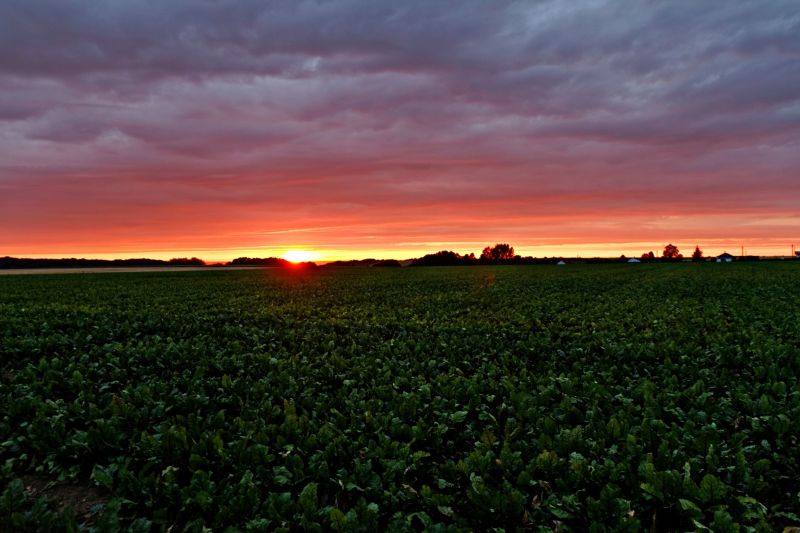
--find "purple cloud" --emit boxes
[1,0,799,258]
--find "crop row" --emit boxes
[1,265,799,531]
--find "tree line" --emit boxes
[633,244,702,262]
[0,244,768,270]
[0,256,206,269]
[412,243,747,266]
[412,244,561,266]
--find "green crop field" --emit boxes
[1,264,799,532]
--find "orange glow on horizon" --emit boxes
[282,250,318,263]
[4,210,798,263]
[8,240,800,264]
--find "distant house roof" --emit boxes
[627,258,641,263]
[717,252,735,259]
[557,260,566,265]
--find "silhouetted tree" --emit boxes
[229,257,290,267]
[322,259,376,268]
[691,246,703,262]
[371,259,401,268]
[412,251,476,266]
[168,257,205,266]
[480,243,515,262]
[0,256,209,269]
[640,251,655,261]
[322,259,377,268]
[662,244,682,260]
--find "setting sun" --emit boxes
[282,250,317,263]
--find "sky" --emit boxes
[1,0,799,261]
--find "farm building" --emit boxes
[627,258,641,263]
[716,252,734,263]
[557,260,566,266]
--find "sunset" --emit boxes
[282,249,318,263]
[2,1,799,261]
[2,1,800,530]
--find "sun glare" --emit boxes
[282,250,317,263]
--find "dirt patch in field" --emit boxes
[21,474,109,524]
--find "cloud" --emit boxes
[1,0,799,257]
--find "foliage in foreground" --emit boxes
[1,264,799,531]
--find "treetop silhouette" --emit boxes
[480,243,515,262]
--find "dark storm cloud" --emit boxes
[1,0,799,256]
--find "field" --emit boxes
[1,264,799,531]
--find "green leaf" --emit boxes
[299,482,317,514]
[550,506,574,520]
[640,482,662,500]
[273,466,292,486]
[699,474,727,503]
[437,505,454,517]
[451,411,468,423]
[679,498,703,518]
[329,508,346,531]
[92,465,113,490]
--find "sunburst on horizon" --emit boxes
[282,249,317,263]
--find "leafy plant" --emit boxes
[1,264,799,530]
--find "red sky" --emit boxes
[2,1,799,261]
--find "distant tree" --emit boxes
[0,256,211,269]
[168,257,205,266]
[323,259,377,268]
[412,251,476,266]
[322,258,381,268]
[641,251,655,261]
[371,259,401,268]
[662,244,682,260]
[229,257,290,267]
[691,246,703,262]
[480,243,515,262]
[494,243,515,260]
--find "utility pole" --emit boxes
[741,245,744,257]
